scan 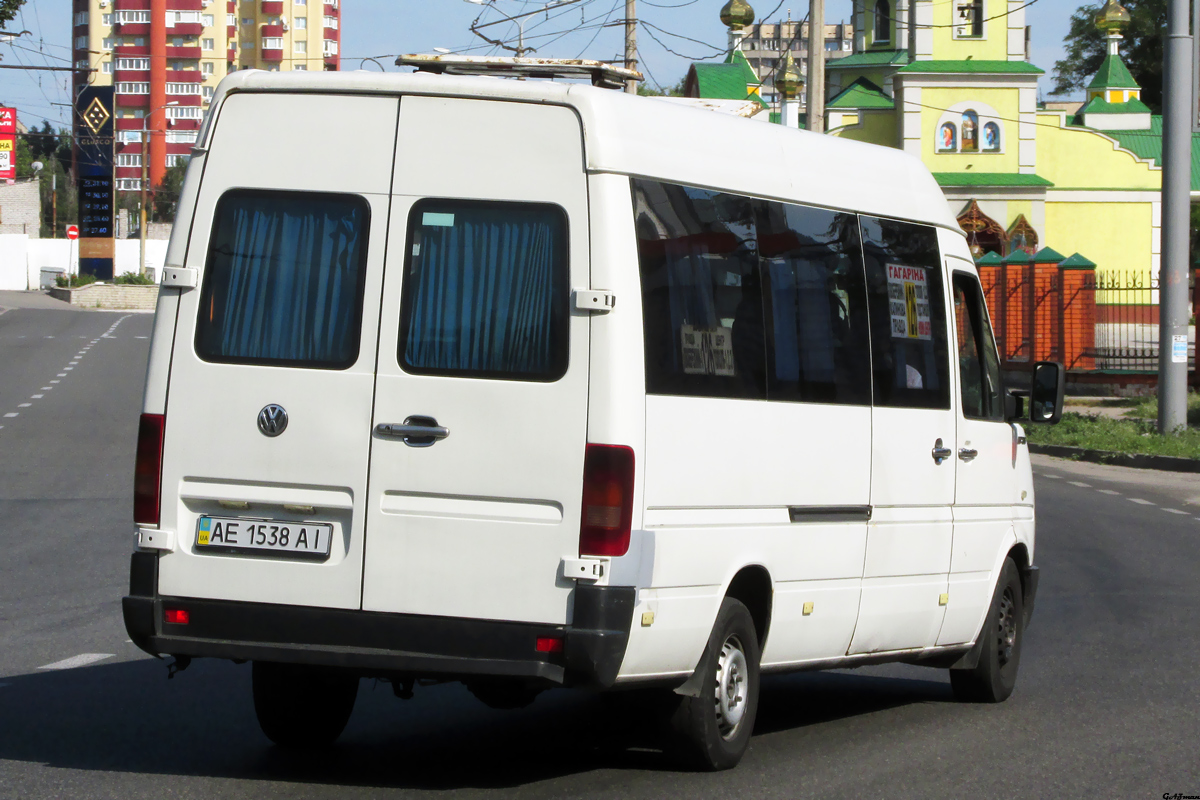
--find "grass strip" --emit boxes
[1024,412,1200,460]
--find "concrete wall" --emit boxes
[0,234,168,290]
[48,283,159,310]
[0,179,41,238]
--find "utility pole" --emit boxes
[140,149,148,277]
[805,0,824,132]
[51,173,57,236]
[625,0,637,94]
[1160,0,1191,432]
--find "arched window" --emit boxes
[983,121,1001,151]
[874,0,890,43]
[938,122,958,152]
[960,110,979,152]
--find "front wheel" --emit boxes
[668,597,761,771]
[950,557,1024,703]
[252,661,359,748]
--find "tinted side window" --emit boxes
[398,200,568,382]
[634,179,766,399]
[196,190,369,370]
[860,216,951,409]
[953,273,1004,420]
[757,202,871,405]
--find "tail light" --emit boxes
[579,444,635,557]
[134,413,166,526]
[164,608,189,625]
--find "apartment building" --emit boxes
[740,20,853,106]
[72,0,342,194]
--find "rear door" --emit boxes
[361,97,590,624]
[157,93,399,609]
[849,216,955,654]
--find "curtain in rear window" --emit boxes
[195,190,369,369]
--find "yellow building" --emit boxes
[72,0,342,192]
[823,0,1167,295]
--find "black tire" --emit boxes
[950,557,1024,703]
[252,661,359,748]
[668,597,761,771]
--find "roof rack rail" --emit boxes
[394,54,642,91]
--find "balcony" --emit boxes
[116,93,150,108]
[261,23,283,37]
[115,23,151,35]
[165,45,202,59]
[113,44,150,56]
[261,48,283,62]
[113,0,151,8]
[115,118,147,131]
[170,23,204,36]
[165,69,203,81]
[262,1,284,13]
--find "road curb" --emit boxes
[1029,443,1200,473]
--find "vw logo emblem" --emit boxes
[257,404,288,437]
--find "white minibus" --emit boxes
[124,69,1065,770]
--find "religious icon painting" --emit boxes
[984,121,1000,151]
[939,122,957,152]
[961,111,978,151]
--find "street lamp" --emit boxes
[465,0,582,58]
[140,100,179,278]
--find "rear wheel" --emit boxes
[950,557,1024,703]
[668,597,761,771]
[252,661,359,748]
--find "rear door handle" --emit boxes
[376,416,449,447]
[958,448,979,462]
[931,438,952,464]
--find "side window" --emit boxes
[953,273,1004,420]
[757,201,872,405]
[860,216,951,409]
[195,190,369,369]
[633,179,766,399]
[398,200,568,381]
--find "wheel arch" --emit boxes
[723,564,773,652]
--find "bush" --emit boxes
[54,273,97,288]
[114,271,155,285]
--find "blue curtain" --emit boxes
[199,192,367,367]
[403,205,562,377]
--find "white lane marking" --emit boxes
[49,380,60,384]
[56,373,67,377]
[1129,498,1155,506]
[69,361,78,365]
[18,403,30,408]
[1042,474,1062,479]
[44,336,54,339]
[1163,509,1189,515]
[38,653,114,670]
[1098,489,1121,496]
[1069,481,1092,488]
[3,413,16,418]
[30,395,43,399]
[40,387,52,391]
[135,336,148,339]
[63,367,73,371]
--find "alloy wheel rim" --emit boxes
[713,634,749,739]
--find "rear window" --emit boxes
[398,199,569,381]
[195,190,370,369]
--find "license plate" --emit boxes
[195,516,333,561]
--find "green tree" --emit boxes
[1051,0,1165,113]
[151,159,188,222]
[638,77,687,97]
[0,0,27,27]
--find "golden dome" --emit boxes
[1095,0,1131,33]
[776,50,803,99]
[720,0,756,30]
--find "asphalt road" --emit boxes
[1,294,1198,799]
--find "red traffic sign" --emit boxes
[66,225,79,240]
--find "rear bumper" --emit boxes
[123,553,635,688]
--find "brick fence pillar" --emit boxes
[1002,249,1033,363]
[1058,252,1098,370]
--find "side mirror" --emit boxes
[1030,361,1065,424]
[1004,391,1026,422]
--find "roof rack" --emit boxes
[394,54,642,91]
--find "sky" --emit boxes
[0,0,1079,132]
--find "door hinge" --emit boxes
[137,528,176,552]
[161,266,197,290]
[562,556,608,582]
[572,289,616,314]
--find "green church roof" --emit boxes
[827,77,895,109]
[895,59,1044,75]
[1079,95,1151,115]
[689,48,769,108]
[1059,253,1097,269]
[932,173,1054,187]
[1087,53,1140,90]
[1033,246,1066,263]
[826,49,909,68]
[975,251,1004,266]
[1094,116,1200,191]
